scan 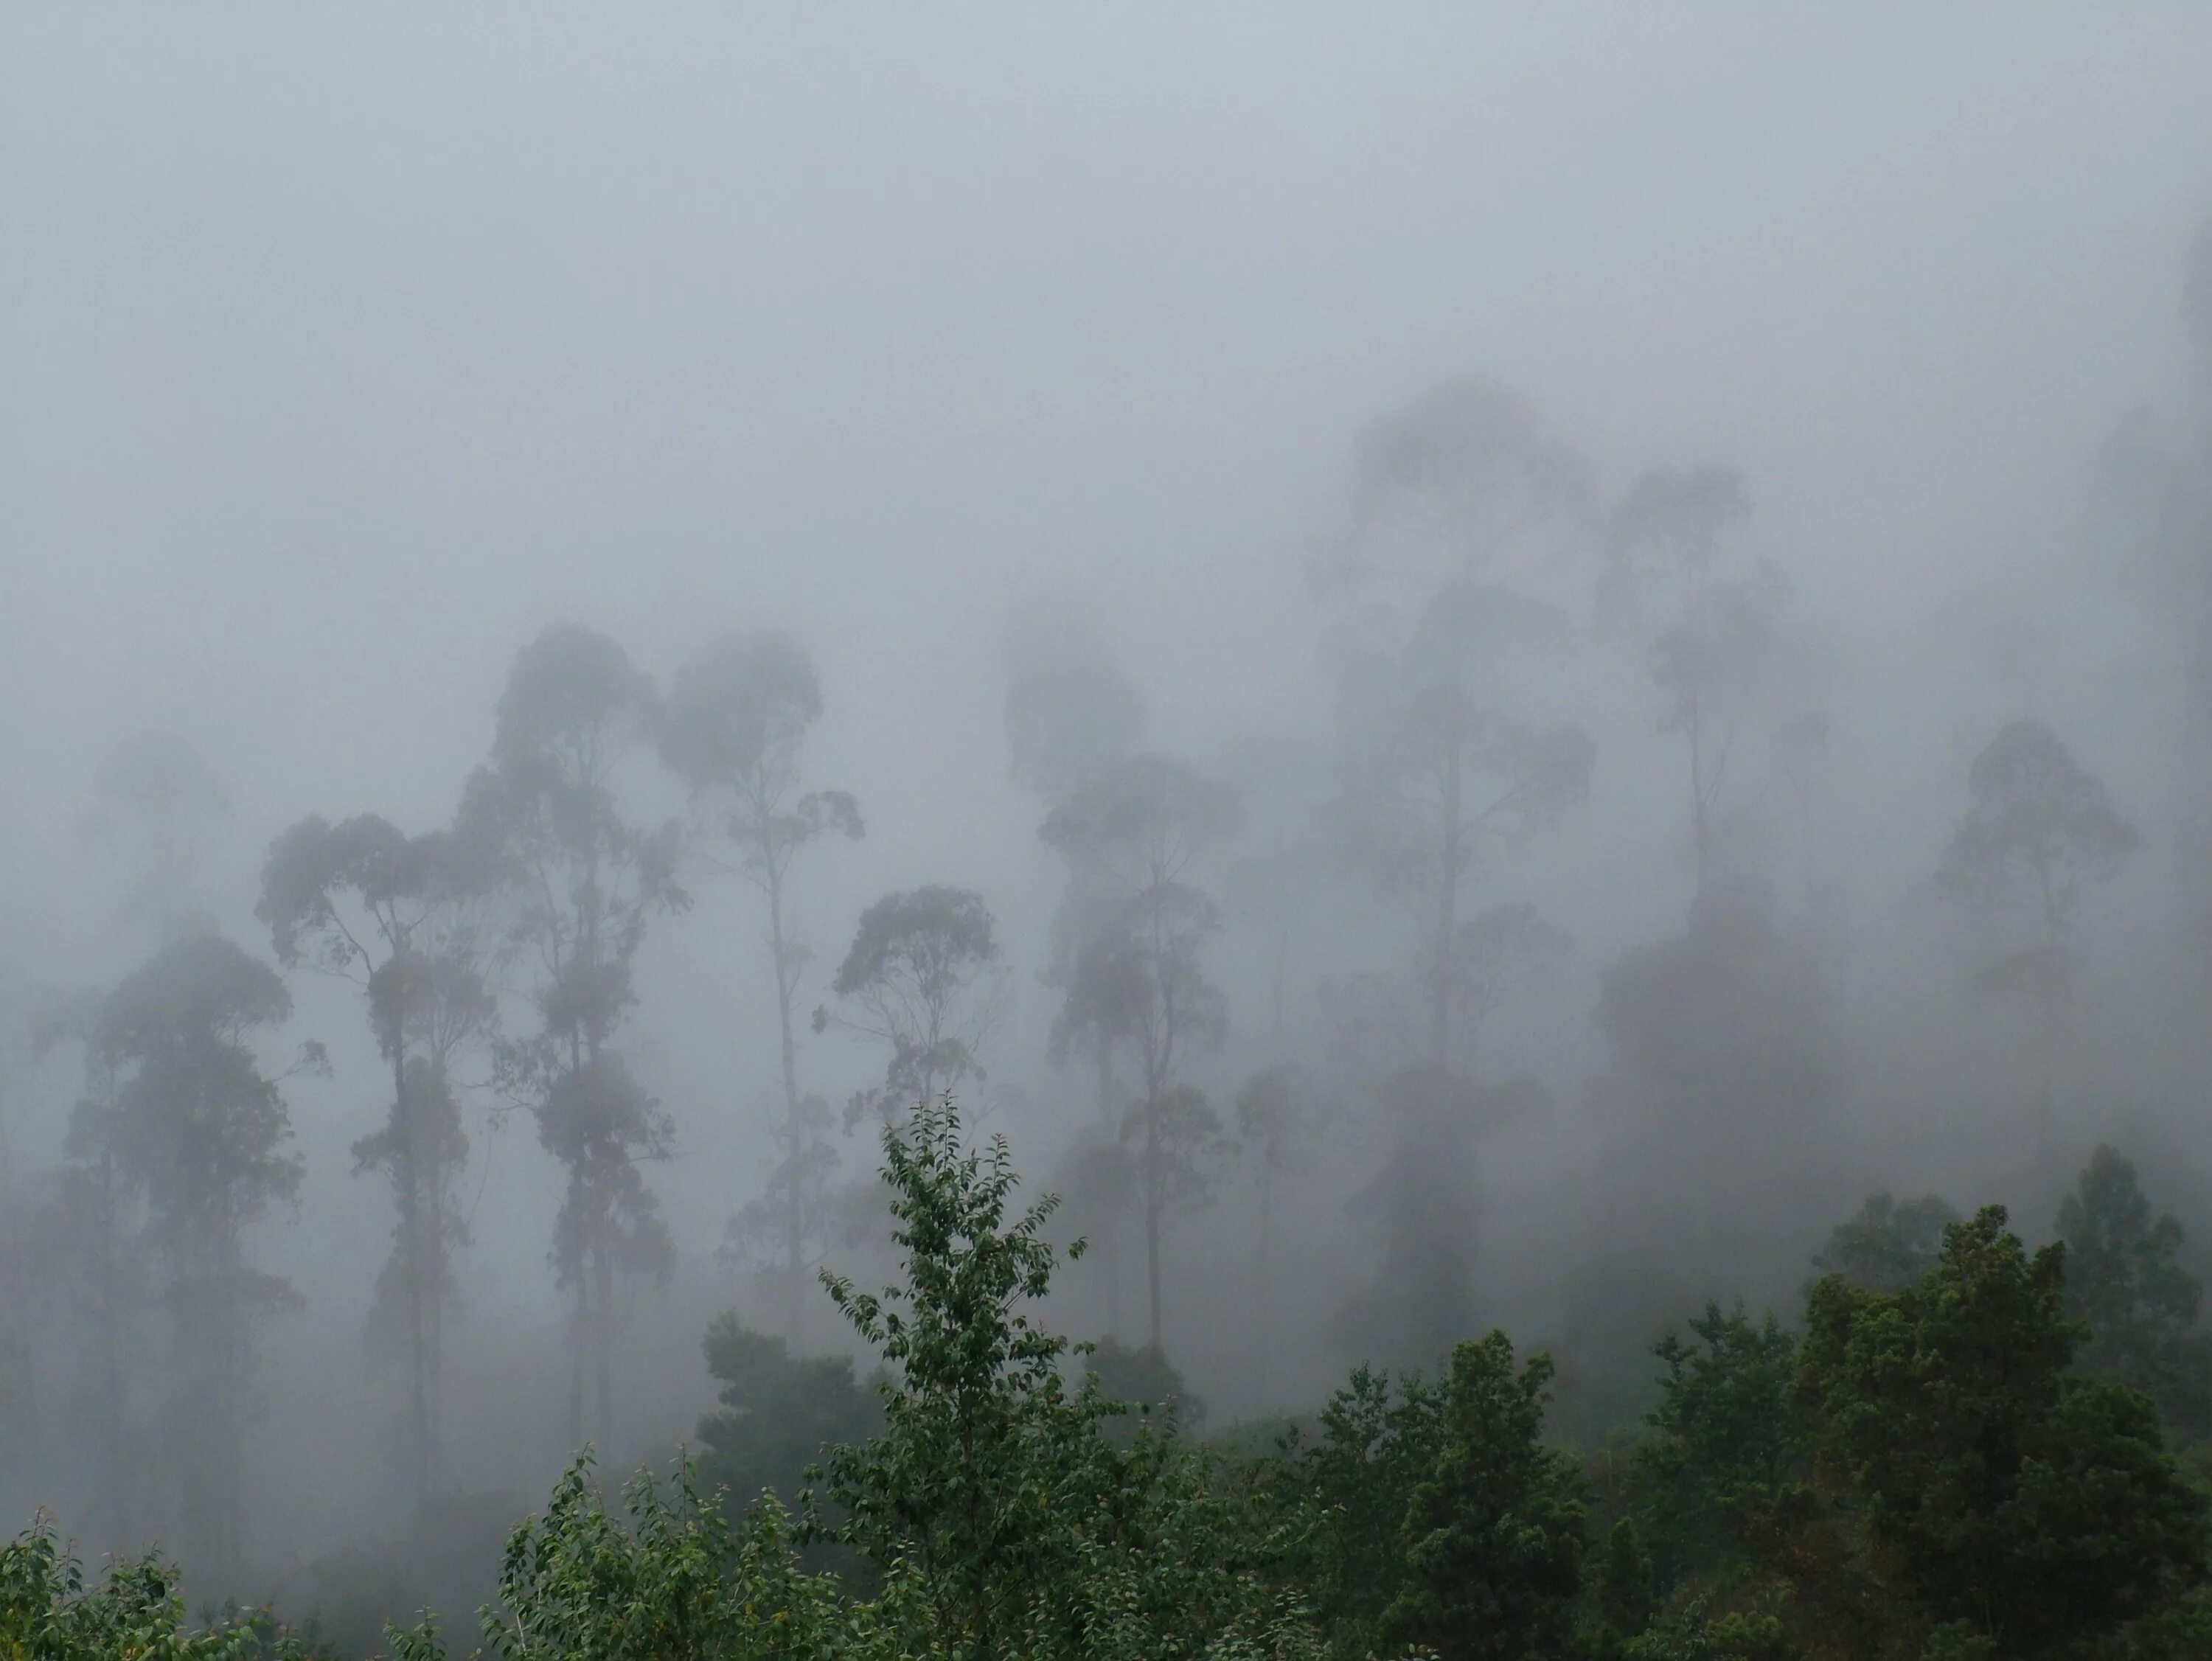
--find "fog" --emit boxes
[6,1,2212,1634]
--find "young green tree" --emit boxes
[815,1096,1315,1660]
[1801,1205,2209,1657]
[1274,1362,1443,1657]
[1378,1330,1586,1661]
[1936,717,2139,1145]
[661,627,863,1338]
[97,930,314,1583]
[2058,1145,2212,1437]
[258,812,496,1513]
[462,623,683,1455]
[1632,1304,1812,1585]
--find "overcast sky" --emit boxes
[6,2,2212,1546]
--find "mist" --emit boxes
[6,4,2212,1646]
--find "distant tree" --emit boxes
[1801,1205,2209,1657]
[1379,1331,1586,1661]
[1812,1193,1961,1294]
[1043,753,1234,1348]
[257,813,495,1512]
[80,728,229,941]
[1590,880,1842,1222]
[695,1316,878,1514]
[1332,1066,1547,1371]
[1236,1062,1316,1405]
[1602,464,1819,900]
[2058,1145,2212,1438]
[27,987,150,1553]
[1332,585,1592,1071]
[462,623,683,1454]
[818,884,1005,1132]
[661,627,862,1338]
[1311,377,1596,1071]
[1273,1362,1445,1658]
[1937,717,2138,1143]
[97,930,313,1582]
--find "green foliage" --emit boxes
[1801,1205,2209,1657]
[2058,1145,2212,1437]
[814,1096,1311,1660]
[1378,1331,1585,1661]
[1588,1519,1655,1654]
[1616,1596,1785,1661]
[1270,1362,1441,1657]
[0,1514,321,1659]
[1082,1337,1206,1441]
[1633,1304,1812,1583]
[1810,1193,1960,1294]
[383,1455,847,1661]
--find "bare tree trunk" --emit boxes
[1144,1091,1164,1351]
[1430,737,1464,1070]
[394,1045,431,1514]
[1254,1164,1273,1409]
[567,1274,585,1451]
[767,873,807,1341]
[594,1242,615,1459]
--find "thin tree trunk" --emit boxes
[767,872,807,1340]
[1144,1091,1164,1350]
[567,1274,586,1451]
[594,1242,615,1459]
[1430,737,1464,1068]
[394,1044,431,1514]
[1255,1165,1273,1409]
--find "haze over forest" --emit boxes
[8,5,2212,1638]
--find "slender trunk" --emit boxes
[767,872,807,1340]
[96,1142,129,1550]
[394,1042,431,1514]
[567,1272,586,1451]
[2036,860,2062,1149]
[1255,1164,1273,1409]
[1144,1090,1164,1350]
[1430,736,1464,1068]
[594,1242,615,1459]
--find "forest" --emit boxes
[10,9,2212,1660]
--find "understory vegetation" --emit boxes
[9,1100,2212,1660]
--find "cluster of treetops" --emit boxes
[10,1099,2212,1661]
